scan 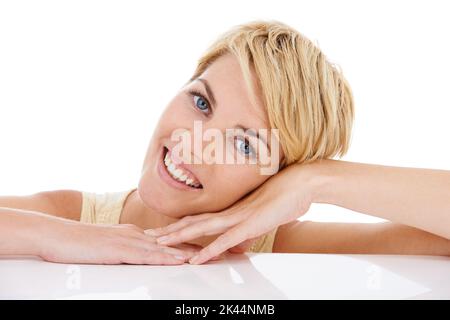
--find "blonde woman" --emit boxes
[1,20,449,265]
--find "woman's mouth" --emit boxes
[158,146,203,190]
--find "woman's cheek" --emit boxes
[160,104,199,135]
[218,167,262,197]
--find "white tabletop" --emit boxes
[1,253,449,299]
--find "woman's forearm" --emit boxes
[0,207,192,265]
[274,221,450,256]
[306,159,450,239]
[0,207,65,256]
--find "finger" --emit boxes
[124,237,195,261]
[142,251,187,265]
[117,246,185,265]
[119,224,145,233]
[147,214,214,237]
[114,224,158,243]
[228,238,257,253]
[157,216,235,246]
[210,252,227,261]
[121,234,157,249]
[189,226,249,265]
[173,242,204,252]
[157,245,198,260]
[144,227,166,237]
[128,231,157,243]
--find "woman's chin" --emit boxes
[137,179,188,218]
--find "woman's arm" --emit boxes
[0,207,47,255]
[152,159,450,264]
[0,206,193,264]
[0,190,83,255]
[273,220,450,256]
[0,190,82,221]
[311,159,450,239]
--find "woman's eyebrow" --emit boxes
[195,78,217,109]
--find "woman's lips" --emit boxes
[157,146,203,191]
[166,147,202,184]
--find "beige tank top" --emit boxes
[80,188,278,253]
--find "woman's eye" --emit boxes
[235,137,255,157]
[188,89,212,115]
[194,95,209,111]
[188,90,210,114]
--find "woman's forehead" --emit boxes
[198,54,269,129]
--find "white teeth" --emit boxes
[173,168,183,178]
[163,149,201,188]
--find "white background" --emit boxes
[1,0,449,223]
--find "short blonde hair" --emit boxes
[189,19,355,168]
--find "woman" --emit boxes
[1,20,449,265]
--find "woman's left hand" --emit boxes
[146,163,317,264]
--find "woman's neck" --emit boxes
[119,189,179,229]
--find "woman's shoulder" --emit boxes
[80,187,137,224]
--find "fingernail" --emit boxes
[174,255,186,261]
[157,236,170,244]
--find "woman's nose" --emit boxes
[171,122,228,165]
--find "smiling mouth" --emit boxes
[162,146,203,189]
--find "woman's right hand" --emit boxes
[37,219,197,265]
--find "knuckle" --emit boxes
[210,216,223,225]
[187,224,206,238]
[216,216,232,227]
[201,217,222,231]
[170,230,180,238]
[172,230,187,240]
[152,226,166,235]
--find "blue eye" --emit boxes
[188,90,210,114]
[194,95,208,111]
[235,137,255,157]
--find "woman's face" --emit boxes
[138,53,282,218]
